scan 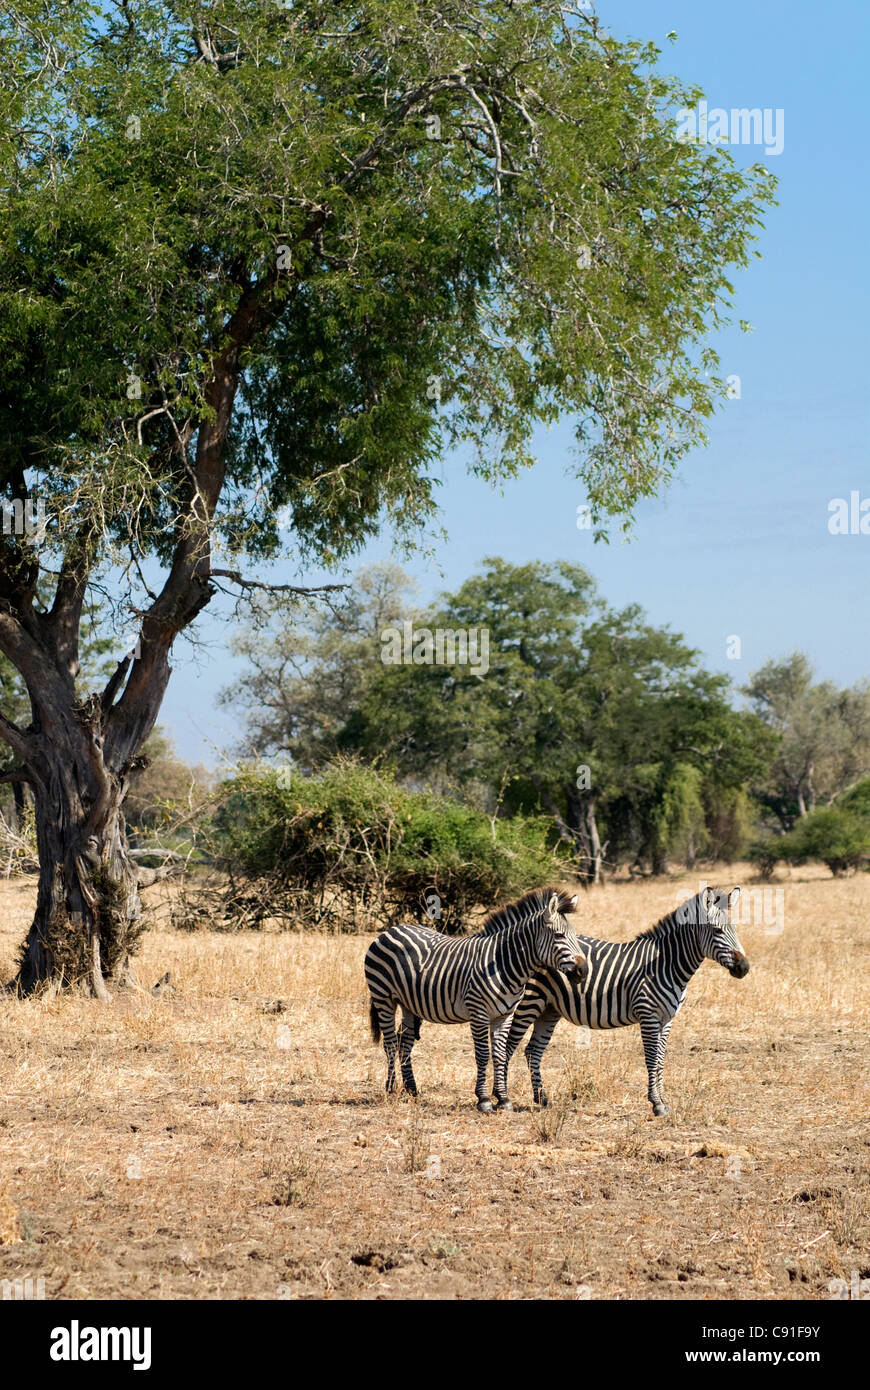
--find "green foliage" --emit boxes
[648,763,709,870]
[746,836,781,881]
[703,783,754,863]
[777,805,870,877]
[839,777,870,819]
[748,777,870,878]
[212,759,570,930]
[1,0,777,564]
[340,559,773,874]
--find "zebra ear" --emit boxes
[547,892,560,918]
[702,887,717,912]
[568,894,578,912]
[729,887,741,911]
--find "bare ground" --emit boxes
[0,866,867,1301]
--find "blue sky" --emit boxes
[157,0,869,767]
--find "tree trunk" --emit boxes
[14,728,143,997]
[11,778,26,831]
[584,799,603,885]
[562,789,603,884]
[651,843,668,876]
[685,829,696,870]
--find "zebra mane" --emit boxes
[635,888,731,940]
[634,894,703,940]
[481,887,574,936]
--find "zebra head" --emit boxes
[680,886,750,978]
[537,891,589,981]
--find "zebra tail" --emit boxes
[369,999,381,1045]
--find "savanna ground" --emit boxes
[0,867,867,1301]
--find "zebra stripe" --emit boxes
[505,886,750,1115]
[365,888,588,1113]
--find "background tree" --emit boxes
[220,563,417,767]
[743,653,870,829]
[341,560,772,879]
[122,728,211,840]
[0,0,775,991]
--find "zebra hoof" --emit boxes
[477,1099,494,1114]
[495,1099,513,1112]
[652,1102,669,1117]
[533,1091,548,1108]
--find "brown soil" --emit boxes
[0,866,867,1300]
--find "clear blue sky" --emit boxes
[157,0,870,768]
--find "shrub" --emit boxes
[779,806,870,877]
[747,836,781,880]
[839,777,870,819]
[210,759,572,930]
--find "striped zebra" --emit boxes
[365,888,588,1113]
[505,886,750,1116]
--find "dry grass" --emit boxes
[0,864,867,1300]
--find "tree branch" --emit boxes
[210,570,346,598]
[0,763,35,786]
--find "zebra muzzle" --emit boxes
[729,951,750,979]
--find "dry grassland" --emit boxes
[0,866,867,1300]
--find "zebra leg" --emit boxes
[469,1014,493,1113]
[524,1007,560,1106]
[655,1018,674,1111]
[490,1014,514,1111]
[376,1003,400,1094]
[639,1015,667,1115]
[398,1009,421,1097]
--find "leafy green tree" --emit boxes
[0,1,775,990]
[343,560,772,879]
[743,654,870,829]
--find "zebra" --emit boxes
[504,886,750,1116]
[365,888,589,1113]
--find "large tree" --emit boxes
[0,1,774,991]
